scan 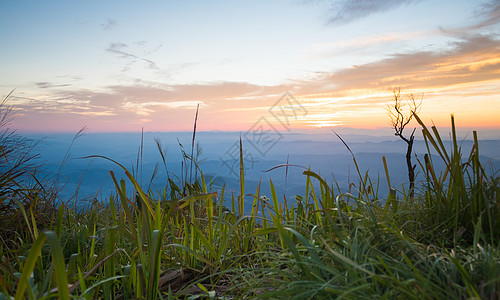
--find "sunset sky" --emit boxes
[1,0,499,133]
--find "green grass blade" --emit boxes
[15,234,47,300]
[239,137,245,217]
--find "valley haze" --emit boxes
[27,129,500,212]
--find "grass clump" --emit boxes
[0,112,498,299]
[0,92,60,250]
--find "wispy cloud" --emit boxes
[17,82,280,117]
[35,82,72,89]
[471,0,500,30]
[106,42,160,70]
[300,35,500,92]
[101,19,117,31]
[322,0,422,25]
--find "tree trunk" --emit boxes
[406,134,416,199]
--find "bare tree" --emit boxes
[388,88,422,198]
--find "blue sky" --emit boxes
[1,0,499,133]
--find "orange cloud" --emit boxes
[9,34,500,133]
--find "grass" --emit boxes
[0,112,499,299]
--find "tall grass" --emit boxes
[0,91,61,247]
[414,113,499,245]
[0,113,498,299]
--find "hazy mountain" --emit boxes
[22,131,500,212]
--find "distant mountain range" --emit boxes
[23,131,500,213]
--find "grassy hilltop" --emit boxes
[1,112,499,299]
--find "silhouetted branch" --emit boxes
[387,88,423,198]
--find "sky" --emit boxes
[1,0,499,134]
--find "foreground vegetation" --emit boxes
[0,112,499,299]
